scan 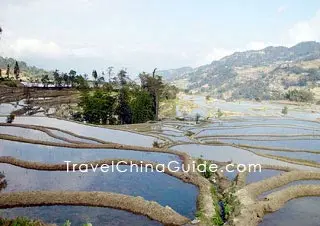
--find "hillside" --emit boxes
[0,56,49,80]
[158,41,320,100]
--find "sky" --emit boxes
[0,0,320,76]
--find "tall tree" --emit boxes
[92,70,98,87]
[6,64,10,78]
[62,73,70,86]
[69,70,77,87]
[0,69,2,78]
[13,61,20,80]
[116,70,132,124]
[41,74,50,87]
[107,66,114,82]
[139,68,163,120]
[53,69,62,87]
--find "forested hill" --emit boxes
[0,56,48,78]
[158,41,320,100]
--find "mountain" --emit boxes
[0,56,49,79]
[159,41,320,100]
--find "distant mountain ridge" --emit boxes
[0,56,48,78]
[158,41,320,100]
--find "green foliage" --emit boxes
[0,56,48,79]
[14,61,20,80]
[41,74,50,87]
[0,217,44,226]
[195,113,201,124]
[161,84,179,100]
[153,140,160,148]
[0,79,17,87]
[130,90,155,123]
[217,109,223,118]
[79,90,116,124]
[185,130,195,137]
[197,159,213,179]
[139,70,164,120]
[281,106,288,115]
[6,113,15,123]
[63,220,71,226]
[285,89,314,102]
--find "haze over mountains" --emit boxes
[159,41,320,100]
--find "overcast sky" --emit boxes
[1,0,320,75]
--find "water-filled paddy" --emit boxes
[0,117,156,146]
[46,129,100,144]
[253,149,320,163]
[246,169,283,184]
[196,126,319,136]
[0,163,198,218]
[0,206,162,226]
[259,197,320,226]
[219,139,320,151]
[258,180,320,198]
[0,126,67,143]
[0,140,181,165]
[172,144,317,171]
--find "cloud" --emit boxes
[202,48,235,63]
[7,39,63,58]
[277,5,287,13]
[246,41,268,50]
[287,10,320,45]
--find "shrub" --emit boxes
[285,89,314,102]
[153,140,160,148]
[195,113,201,124]
[0,80,17,87]
[217,109,223,118]
[281,106,288,115]
[197,159,213,178]
[185,130,195,137]
[6,113,15,123]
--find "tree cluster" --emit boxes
[78,69,178,125]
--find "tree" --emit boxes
[75,75,89,89]
[281,106,288,115]
[69,70,77,87]
[195,113,201,124]
[79,89,116,124]
[116,70,132,124]
[217,109,223,118]
[285,89,314,102]
[13,61,20,80]
[41,74,50,87]
[139,68,164,120]
[130,90,155,123]
[92,70,98,87]
[0,69,2,78]
[107,66,114,82]
[6,64,10,78]
[53,70,62,87]
[62,73,70,86]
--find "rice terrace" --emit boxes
[1,1,320,226]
